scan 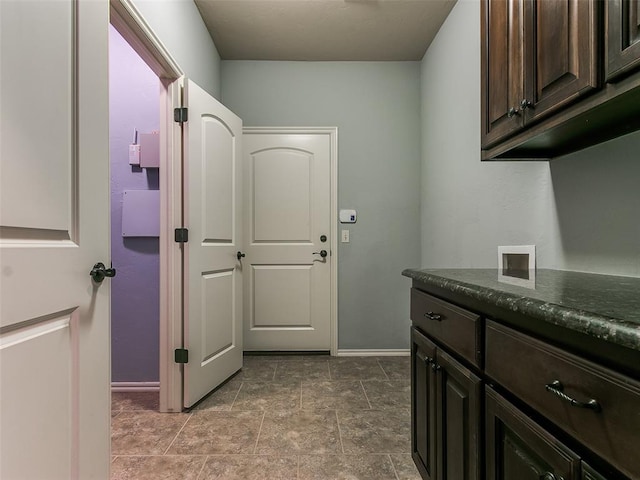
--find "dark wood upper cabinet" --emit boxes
[482,0,599,150]
[524,0,599,123]
[607,0,640,81]
[481,0,525,148]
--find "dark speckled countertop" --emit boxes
[402,268,640,354]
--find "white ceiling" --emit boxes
[194,0,457,61]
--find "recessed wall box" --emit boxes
[498,245,536,288]
[339,209,357,223]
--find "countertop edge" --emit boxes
[402,268,640,354]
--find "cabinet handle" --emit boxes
[507,107,520,118]
[521,99,533,110]
[424,312,443,321]
[431,363,441,372]
[544,380,601,412]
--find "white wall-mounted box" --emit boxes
[139,132,159,168]
[122,190,160,237]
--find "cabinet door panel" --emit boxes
[482,0,525,148]
[607,0,640,81]
[437,349,481,480]
[412,327,438,480]
[524,0,599,122]
[486,387,581,480]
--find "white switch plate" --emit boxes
[341,229,350,243]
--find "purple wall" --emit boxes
[109,25,160,383]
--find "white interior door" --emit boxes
[243,130,333,351]
[0,1,110,478]
[181,79,243,408]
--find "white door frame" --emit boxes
[243,127,339,355]
[110,0,183,412]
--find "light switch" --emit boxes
[341,229,350,243]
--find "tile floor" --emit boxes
[111,355,421,480]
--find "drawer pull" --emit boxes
[544,380,601,412]
[424,312,444,321]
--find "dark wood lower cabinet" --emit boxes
[411,327,481,480]
[412,328,437,480]
[486,387,581,480]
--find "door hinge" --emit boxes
[174,107,188,123]
[174,228,189,243]
[174,348,189,364]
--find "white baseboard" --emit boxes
[111,382,160,392]
[336,349,410,357]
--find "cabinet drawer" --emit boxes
[411,289,481,368]
[486,321,640,480]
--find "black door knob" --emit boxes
[90,262,116,283]
[237,251,246,260]
[313,250,328,258]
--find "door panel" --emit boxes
[182,79,243,408]
[606,0,640,81]
[0,1,110,478]
[243,131,332,351]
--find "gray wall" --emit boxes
[221,61,422,349]
[133,0,221,99]
[421,0,640,278]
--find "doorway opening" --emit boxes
[109,23,161,405]
[109,0,183,413]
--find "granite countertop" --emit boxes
[402,268,640,353]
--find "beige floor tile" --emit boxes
[111,391,159,411]
[235,360,277,381]
[111,411,189,455]
[194,379,242,411]
[301,381,370,410]
[377,357,411,380]
[298,454,397,480]
[338,409,411,454]
[389,454,422,480]
[274,359,331,381]
[232,381,301,410]
[329,358,388,380]
[362,380,411,409]
[167,410,263,455]
[199,455,298,480]
[256,410,341,454]
[110,455,206,480]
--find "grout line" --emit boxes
[252,411,266,454]
[388,453,401,480]
[299,379,304,410]
[162,412,192,455]
[377,358,391,381]
[334,409,346,455]
[195,455,208,480]
[296,454,300,480]
[229,382,243,410]
[360,380,373,409]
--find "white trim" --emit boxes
[111,382,160,392]
[243,127,339,356]
[337,349,411,357]
[109,0,183,413]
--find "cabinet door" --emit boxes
[523,0,599,123]
[411,328,438,480]
[486,387,581,480]
[481,0,525,148]
[606,0,640,81]
[436,350,481,480]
